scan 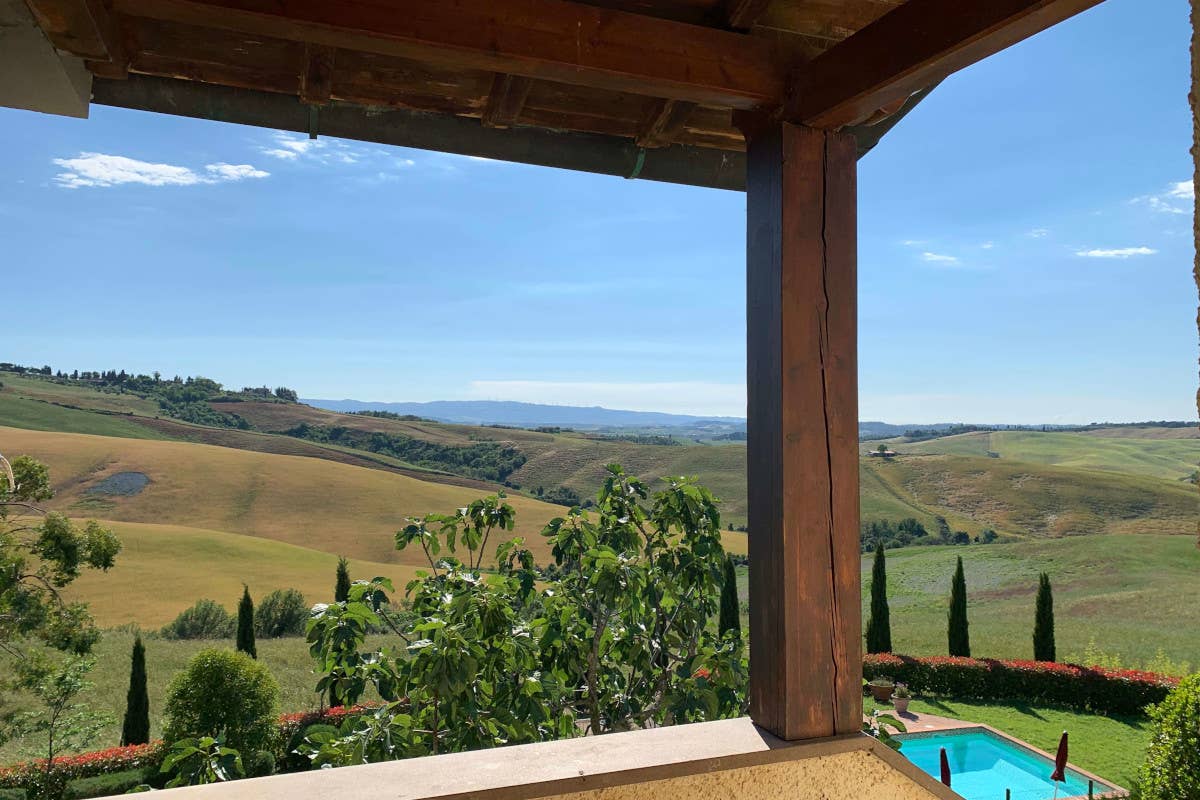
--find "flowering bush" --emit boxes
[864,653,1179,715]
[0,704,383,789]
[0,742,165,788]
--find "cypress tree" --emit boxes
[335,556,351,602]
[718,555,741,639]
[947,556,970,657]
[865,543,893,654]
[1033,572,1056,662]
[236,585,256,659]
[120,635,150,746]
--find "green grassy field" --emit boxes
[861,453,1198,538]
[861,535,1200,666]
[868,698,1150,788]
[733,535,1198,668]
[888,429,1200,482]
[0,394,171,441]
[0,632,390,765]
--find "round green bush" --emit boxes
[163,649,279,757]
[255,588,309,638]
[159,599,234,640]
[1134,672,1200,800]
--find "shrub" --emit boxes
[1133,672,1200,799]
[864,653,1179,716]
[159,600,234,640]
[255,589,309,638]
[162,649,278,756]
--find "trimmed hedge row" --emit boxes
[864,653,1179,716]
[0,704,380,790]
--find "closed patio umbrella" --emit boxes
[939,747,951,787]
[1050,731,1069,798]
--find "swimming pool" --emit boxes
[895,727,1117,800]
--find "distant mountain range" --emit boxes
[303,398,985,437]
[303,399,745,430]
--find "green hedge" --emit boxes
[864,653,1178,716]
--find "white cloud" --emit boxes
[900,239,926,246]
[1166,180,1193,199]
[1132,180,1193,215]
[52,153,269,189]
[980,241,995,249]
[205,163,270,181]
[465,380,746,418]
[1028,227,1049,238]
[259,132,364,164]
[1074,246,1157,259]
[921,251,959,264]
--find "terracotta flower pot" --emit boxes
[869,683,894,703]
[893,696,910,714]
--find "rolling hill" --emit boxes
[64,520,420,628]
[0,426,567,567]
[880,429,1200,482]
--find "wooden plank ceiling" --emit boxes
[28,0,910,154]
[23,0,1103,175]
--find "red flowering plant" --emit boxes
[863,653,1178,715]
[0,742,165,788]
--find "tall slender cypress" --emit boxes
[1033,572,1056,662]
[719,555,741,640]
[236,585,257,659]
[947,556,970,657]
[866,543,893,654]
[335,556,351,602]
[120,635,150,746]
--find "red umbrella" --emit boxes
[939,747,952,787]
[1050,731,1069,782]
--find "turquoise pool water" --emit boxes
[896,728,1113,800]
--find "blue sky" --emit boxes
[0,0,1193,424]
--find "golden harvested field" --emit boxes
[0,426,568,567]
[64,520,419,628]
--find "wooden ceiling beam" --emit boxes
[299,43,334,105]
[24,0,125,63]
[784,0,1104,129]
[91,74,749,190]
[636,99,697,148]
[481,74,533,129]
[110,0,784,109]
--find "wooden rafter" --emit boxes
[299,43,335,105]
[785,0,1105,128]
[24,0,125,63]
[109,0,784,109]
[481,73,532,129]
[724,0,771,31]
[635,99,697,148]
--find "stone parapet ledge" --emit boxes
[117,717,960,800]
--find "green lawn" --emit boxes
[869,698,1151,789]
[0,632,393,766]
[735,535,1200,669]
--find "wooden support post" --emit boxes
[744,120,862,741]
